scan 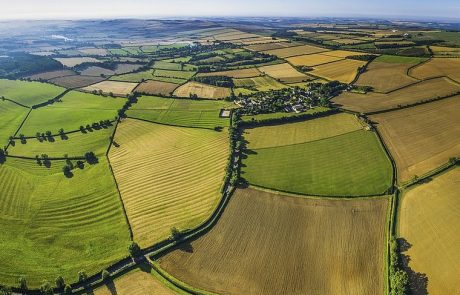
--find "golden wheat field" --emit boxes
[82,81,139,96]
[399,168,460,295]
[257,63,310,83]
[333,77,460,113]
[262,44,329,58]
[173,81,231,99]
[108,119,228,247]
[196,67,262,78]
[310,59,367,83]
[409,58,460,83]
[369,95,460,182]
[286,53,343,67]
[159,187,389,295]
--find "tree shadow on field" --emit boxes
[398,237,429,295]
[177,240,194,253]
[105,279,117,295]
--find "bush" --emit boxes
[18,276,27,290]
[63,284,72,295]
[78,270,88,283]
[55,275,65,289]
[40,281,53,295]
[128,242,141,258]
[101,269,110,281]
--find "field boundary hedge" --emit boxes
[2,97,30,109]
[5,108,32,151]
[126,115,222,131]
[240,108,339,127]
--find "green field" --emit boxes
[241,107,330,122]
[153,61,197,71]
[0,157,130,287]
[153,69,196,80]
[373,55,428,64]
[53,90,126,110]
[242,115,393,196]
[9,125,114,158]
[110,70,156,82]
[0,79,65,107]
[127,95,233,129]
[233,76,288,91]
[0,100,30,146]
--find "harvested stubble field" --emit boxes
[109,119,228,247]
[242,113,393,196]
[0,99,29,146]
[409,58,460,83]
[196,67,262,78]
[399,168,460,295]
[355,55,426,93]
[286,53,343,67]
[49,75,106,88]
[173,81,231,99]
[9,125,114,158]
[127,95,231,129]
[0,79,65,106]
[93,268,177,295]
[244,41,301,51]
[262,44,329,58]
[321,50,370,58]
[233,75,288,91]
[333,77,460,113]
[429,46,460,56]
[258,63,310,83]
[0,158,130,287]
[309,59,367,83]
[159,187,389,295]
[82,81,139,96]
[134,80,179,96]
[54,57,102,67]
[369,95,460,182]
[27,69,76,81]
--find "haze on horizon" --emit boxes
[0,0,459,21]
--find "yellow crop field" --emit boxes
[82,81,139,96]
[310,59,367,83]
[173,81,231,99]
[429,46,460,56]
[257,63,310,83]
[333,77,460,113]
[196,67,262,78]
[369,95,460,182]
[159,187,389,295]
[233,75,289,91]
[244,41,301,52]
[109,119,228,247]
[321,50,370,58]
[286,53,343,67]
[399,168,460,295]
[262,44,329,58]
[409,57,460,83]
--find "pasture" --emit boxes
[0,79,65,106]
[110,70,156,82]
[49,75,105,88]
[242,114,393,196]
[159,187,389,295]
[0,157,130,287]
[369,95,460,182]
[81,81,139,96]
[309,59,367,83]
[134,80,179,96]
[127,95,232,129]
[399,168,460,295]
[153,69,196,80]
[262,44,329,58]
[109,119,228,247]
[173,81,231,99]
[153,61,197,71]
[233,75,288,91]
[258,63,310,83]
[333,77,460,113]
[409,58,460,83]
[0,99,29,146]
[196,68,262,78]
[355,55,426,92]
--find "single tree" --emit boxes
[128,242,141,258]
[40,281,53,295]
[18,276,27,291]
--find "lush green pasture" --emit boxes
[127,95,233,129]
[149,76,187,84]
[0,79,65,107]
[373,55,428,64]
[0,100,29,146]
[0,158,130,287]
[243,129,393,196]
[9,125,114,158]
[153,61,197,71]
[110,70,156,82]
[53,90,126,110]
[153,69,196,80]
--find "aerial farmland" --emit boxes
[0,9,458,295]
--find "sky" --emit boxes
[0,0,459,21]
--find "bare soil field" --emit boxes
[196,68,262,78]
[399,168,460,295]
[310,59,367,83]
[159,187,388,295]
[263,44,329,58]
[369,95,460,182]
[356,56,425,92]
[109,119,228,247]
[244,41,301,52]
[333,77,460,113]
[258,63,311,83]
[287,53,343,67]
[48,75,105,88]
[81,80,139,96]
[409,58,460,83]
[134,80,179,96]
[173,81,231,99]
[26,69,76,81]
